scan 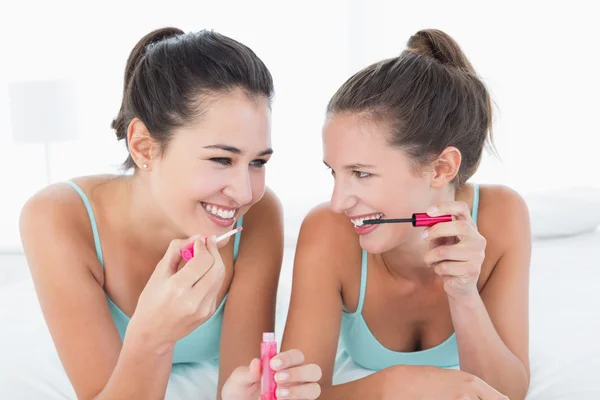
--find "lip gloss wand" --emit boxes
[181,226,243,261]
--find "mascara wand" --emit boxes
[363,213,452,227]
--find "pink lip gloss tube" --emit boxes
[181,226,243,261]
[261,332,277,400]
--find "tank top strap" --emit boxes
[65,180,104,268]
[355,249,369,314]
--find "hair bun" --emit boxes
[406,29,475,73]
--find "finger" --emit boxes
[275,363,322,385]
[191,236,226,292]
[172,239,215,287]
[427,201,472,222]
[424,243,476,265]
[248,358,261,383]
[158,238,195,277]
[423,220,475,242]
[205,234,225,265]
[190,248,226,301]
[276,382,321,400]
[432,261,473,278]
[271,349,305,371]
[230,358,260,387]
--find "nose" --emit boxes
[224,168,253,206]
[330,179,357,214]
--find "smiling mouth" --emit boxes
[200,202,238,219]
[350,213,383,227]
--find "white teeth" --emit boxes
[203,203,236,219]
[351,213,383,227]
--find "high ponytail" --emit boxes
[110,27,274,170]
[328,28,494,188]
[111,27,184,141]
[406,29,476,73]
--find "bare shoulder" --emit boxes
[19,178,109,282]
[230,186,285,278]
[245,186,283,222]
[238,186,284,245]
[475,184,531,287]
[295,202,362,283]
[20,181,92,240]
[477,184,530,249]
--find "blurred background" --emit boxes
[1,0,598,251]
[0,1,599,398]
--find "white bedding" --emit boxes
[1,231,599,399]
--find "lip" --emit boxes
[348,212,383,219]
[201,201,238,212]
[201,202,238,228]
[354,223,379,235]
[348,212,384,235]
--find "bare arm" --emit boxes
[449,188,531,399]
[20,185,173,400]
[280,204,390,399]
[217,188,284,399]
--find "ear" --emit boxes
[430,146,462,188]
[127,118,156,170]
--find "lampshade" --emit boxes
[8,79,80,144]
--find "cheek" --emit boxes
[362,177,422,215]
[184,169,228,200]
[386,180,430,214]
[250,170,266,200]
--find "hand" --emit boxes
[384,366,508,400]
[127,235,226,353]
[222,350,322,400]
[422,201,487,299]
[221,358,261,400]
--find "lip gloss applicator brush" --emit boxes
[363,213,452,227]
[181,226,243,261]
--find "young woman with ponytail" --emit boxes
[282,29,530,400]
[20,27,321,400]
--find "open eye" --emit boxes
[250,159,267,168]
[210,158,232,166]
[353,171,371,179]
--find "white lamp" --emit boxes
[8,79,80,185]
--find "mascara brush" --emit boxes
[363,213,452,227]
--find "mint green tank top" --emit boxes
[66,180,243,365]
[338,184,480,370]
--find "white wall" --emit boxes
[352,0,600,194]
[0,0,349,249]
[0,0,598,250]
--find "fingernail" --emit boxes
[275,372,288,382]
[422,230,429,240]
[277,388,289,397]
[271,359,283,369]
[428,207,438,215]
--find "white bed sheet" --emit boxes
[1,231,599,399]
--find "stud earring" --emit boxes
[142,163,148,169]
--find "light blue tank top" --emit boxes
[338,184,480,370]
[66,180,243,365]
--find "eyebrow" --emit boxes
[204,144,273,157]
[323,161,375,170]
